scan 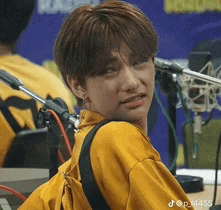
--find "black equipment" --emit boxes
[3,129,49,168]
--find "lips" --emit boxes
[122,94,146,109]
[121,93,146,104]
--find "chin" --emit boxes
[104,103,150,122]
[118,108,149,123]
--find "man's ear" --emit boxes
[67,76,86,99]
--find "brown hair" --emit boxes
[54,0,158,106]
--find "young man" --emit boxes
[19,1,194,209]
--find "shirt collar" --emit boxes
[78,110,106,130]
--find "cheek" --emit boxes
[140,71,155,102]
[88,81,118,103]
[149,77,155,97]
[141,70,155,87]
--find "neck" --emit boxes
[0,45,12,56]
[134,117,148,135]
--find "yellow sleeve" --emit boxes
[18,185,45,210]
[127,160,194,209]
[18,172,66,210]
[90,122,194,210]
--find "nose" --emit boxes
[120,65,140,92]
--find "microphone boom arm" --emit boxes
[183,68,221,87]
[155,58,221,87]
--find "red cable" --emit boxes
[48,109,72,157]
[58,149,65,164]
[0,185,27,202]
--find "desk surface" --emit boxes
[0,168,49,210]
[1,169,221,210]
[187,185,221,210]
[177,169,221,209]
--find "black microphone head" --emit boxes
[154,58,184,74]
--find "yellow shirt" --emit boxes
[0,54,74,166]
[19,110,194,210]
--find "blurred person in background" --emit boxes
[0,0,74,167]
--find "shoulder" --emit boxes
[25,59,64,83]
[14,55,65,84]
[93,121,146,150]
[0,55,75,108]
[19,56,75,108]
[0,55,66,86]
[91,121,158,163]
[97,121,144,140]
[90,121,161,191]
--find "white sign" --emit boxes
[38,0,100,14]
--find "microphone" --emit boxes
[0,69,79,129]
[154,58,184,74]
[154,58,221,87]
[0,69,23,90]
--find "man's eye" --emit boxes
[133,60,140,66]
[104,68,117,74]
[132,58,149,67]
[133,60,144,67]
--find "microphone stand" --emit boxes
[167,82,178,176]
[155,60,221,209]
[0,70,79,178]
[155,71,178,175]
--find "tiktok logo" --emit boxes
[168,200,175,208]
